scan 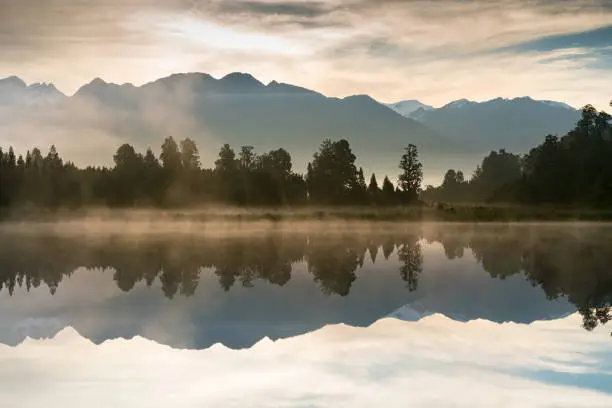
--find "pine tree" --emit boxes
[382,176,396,205]
[398,144,423,202]
[366,173,379,204]
[357,168,367,192]
[367,173,379,194]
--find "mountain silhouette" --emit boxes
[0,73,581,179]
[0,76,66,106]
[407,96,581,152]
[0,73,461,178]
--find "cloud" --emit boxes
[0,0,610,108]
[495,25,612,56]
[215,0,337,18]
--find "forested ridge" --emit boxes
[0,102,610,209]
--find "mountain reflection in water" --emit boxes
[0,223,610,348]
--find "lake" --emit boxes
[1,221,609,349]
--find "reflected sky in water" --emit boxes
[0,223,610,349]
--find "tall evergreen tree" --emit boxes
[353,167,367,203]
[357,168,367,192]
[382,176,396,205]
[367,173,379,196]
[398,144,423,202]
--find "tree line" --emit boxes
[1,101,609,208]
[423,102,612,205]
[0,138,423,208]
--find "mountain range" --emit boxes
[0,73,583,183]
[400,97,580,152]
[0,76,66,106]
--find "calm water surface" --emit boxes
[0,222,610,349]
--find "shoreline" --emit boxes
[3,205,612,224]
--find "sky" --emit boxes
[0,0,611,109]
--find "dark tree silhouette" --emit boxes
[398,144,423,202]
[307,139,358,204]
[381,176,396,205]
[367,173,380,199]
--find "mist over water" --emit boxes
[0,219,610,349]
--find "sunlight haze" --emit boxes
[1,0,610,109]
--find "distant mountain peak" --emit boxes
[221,72,264,87]
[163,72,214,81]
[142,73,216,93]
[0,76,66,106]
[386,100,434,117]
[344,94,377,102]
[30,82,58,91]
[0,75,27,89]
[74,78,110,97]
[266,80,320,95]
[389,99,431,106]
[442,98,476,109]
[89,77,107,86]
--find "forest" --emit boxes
[0,137,422,208]
[0,103,610,209]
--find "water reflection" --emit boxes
[0,230,424,299]
[0,223,610,347]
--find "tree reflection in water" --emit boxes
[0,224,610,334]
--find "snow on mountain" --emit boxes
[385,99,434,117]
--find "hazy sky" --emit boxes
[0,0,611,109]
